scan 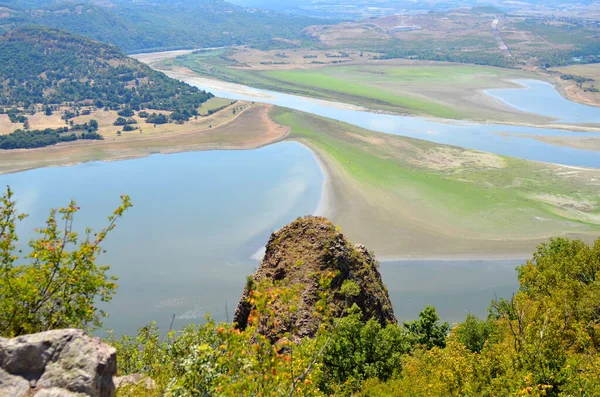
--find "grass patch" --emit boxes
[171,52,539,122]
[272,107,600,239]
[198,97,235,116]
[261,69,462,119]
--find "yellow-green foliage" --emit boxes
[3,185,599,396]
[115,237,600,397]
[358,237,600,397]
[0,187,132,337]
[112,278,335,397]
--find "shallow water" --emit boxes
[380,259,521,323]
[0,141,523,334]
[184,77,600,167]
[3,75,598,335]
[487,79,600,124]
[0,142,323,335]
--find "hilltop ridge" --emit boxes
[0,27,212,110]
[0,0,329,52]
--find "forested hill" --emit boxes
[0,0,328,53]
[0,27,212,110]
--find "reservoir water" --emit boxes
[486,79,600,124]
[381,259,520,323]
[182,76,600,168]
[0,143,523,335]
[1,143,323,335]
[3,76,597,335]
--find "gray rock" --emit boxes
[114,374,157,391]
[34,387,85,397]
[0,329,116,397]
[0,368,30,397]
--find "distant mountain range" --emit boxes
[0,0,330,53]
[229,0,599,18]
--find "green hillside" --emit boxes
[0,27,212,110]
[0,0,327,52]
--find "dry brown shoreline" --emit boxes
[0,103,289,176]
[2,105,598,260]
[3,50,599,260]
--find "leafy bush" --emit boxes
[146,113,169,125]
[118,108,135,117]
[403,306,450,349]
[112,277,333,396]
[453,314,496,353]
[319,305,411,395]
[0,188,131,337]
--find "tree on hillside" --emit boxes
[114,117,127,126]
[0,187,132,337]
[88,119,99,131]
[117,107,134,117]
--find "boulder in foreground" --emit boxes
[0,329,116,397]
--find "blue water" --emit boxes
[186,78,600,168]
[0,142,324,335]
[3,75,598,334]
[380,260,520,323]
[487,79,600,124]
[0,140,524,333]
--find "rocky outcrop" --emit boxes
[0,329,116,397]
[234,216,396,341]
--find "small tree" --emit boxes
[320,304,411,394]
[117,107,134,117]
[404,306,449,349]
[0,187,132,337]
[453,313,496,353]
[88,119,99,131]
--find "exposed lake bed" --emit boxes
[2,57,600,334]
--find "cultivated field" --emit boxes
[303,8,599,67]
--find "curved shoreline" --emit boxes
[305,144,334,220]
[485,79,600,125]
[152,61,600,133]
[2,111,598,261]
